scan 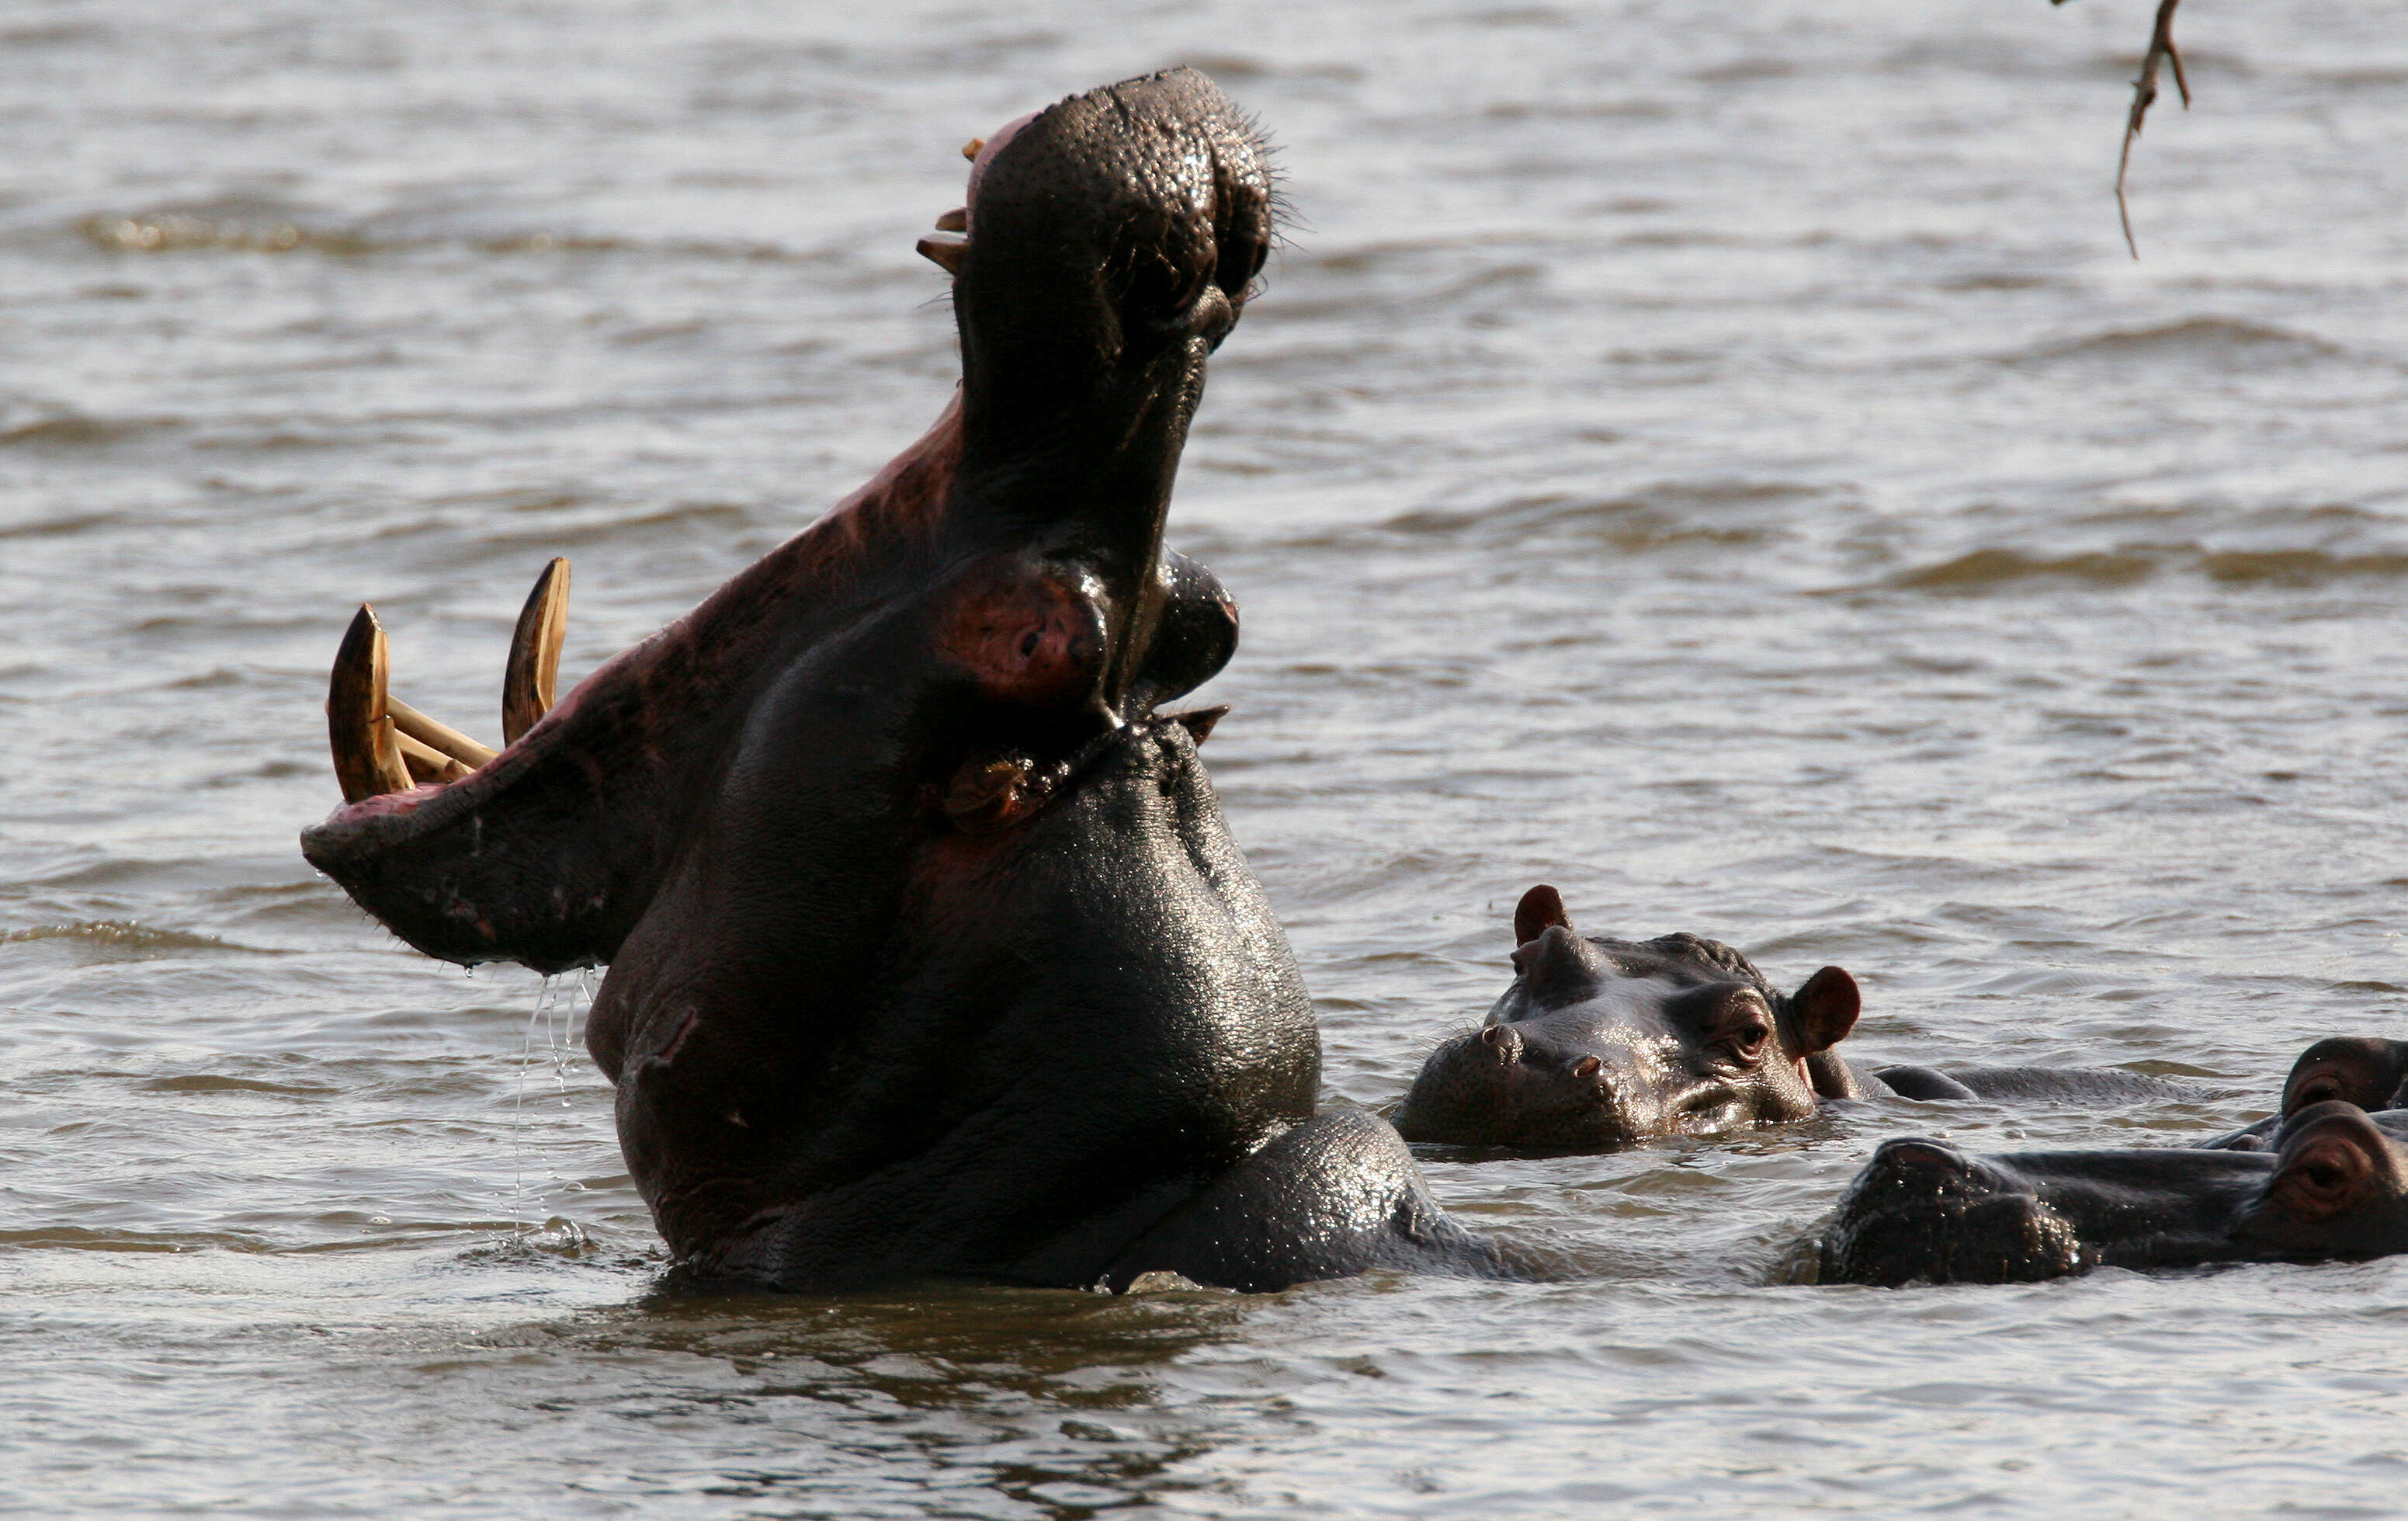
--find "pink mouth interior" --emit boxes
[962,111,1036,232]
[332,783,444,821]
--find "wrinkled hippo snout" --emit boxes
[1393,1023,1646,1151]
[1819,1141,2086,1287]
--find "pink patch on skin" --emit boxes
[941,561,1105,707]
[962,111,1037,232]
[655,1009,703,1066]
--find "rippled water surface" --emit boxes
[7,1,2408,1514]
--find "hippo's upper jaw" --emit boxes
[294,75,1500,1293]
[299,69,1270,974]
[948,70,1272,725]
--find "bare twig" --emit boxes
[2115,0,2190,257]
[2050,0,2190,255]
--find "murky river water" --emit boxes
[6,0,2408,1514]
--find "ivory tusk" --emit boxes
[326,604,415,803]
[934,207,967,232]
[394,728,474,784]
[916,234,966,275]
[385,696,497,769]
[502,557,571,745]
[961,137,984,161]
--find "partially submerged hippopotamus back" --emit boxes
[300,71,1502,1293]
[1396,884,2203,1151]
[1816,1101,2408,1286]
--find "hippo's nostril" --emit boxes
[1479,1024,1522,1061]
[1573,1055,1601,1079]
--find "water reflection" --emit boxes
[488,1281,1251,1518]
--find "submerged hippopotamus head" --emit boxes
[295,74,1500,1292]
[2196,1036,2408,1152]
[2282,1037,2408,1113]
[1393,885,1863,1150]
[1817,1101,2408,1287]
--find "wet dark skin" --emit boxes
[302,71,1505,1293]
[1394,885,2201,1152]
[1817,1100,2408,1287]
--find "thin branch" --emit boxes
[2115,0,2190,258]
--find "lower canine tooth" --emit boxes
[386,696,497,769]
[934,207,967,232]
[394,729,473,784]
[326,604,415,803]
[961,138,984,161]
[503,557,571,745]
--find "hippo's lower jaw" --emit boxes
[300,71,1506,1294]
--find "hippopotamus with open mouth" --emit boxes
[1815,1100,2408,1286]
[300,71,1505,1293]
[1394,884,2204,1151]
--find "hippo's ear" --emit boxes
[2283,1038,2408,1116]
[1513,884,1571,946]
[1788,966,1861,1055]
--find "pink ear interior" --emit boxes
[1790,966,1862,1055]
[1513,884,1570,947]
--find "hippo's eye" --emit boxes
[1715,1020,1771,1067]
